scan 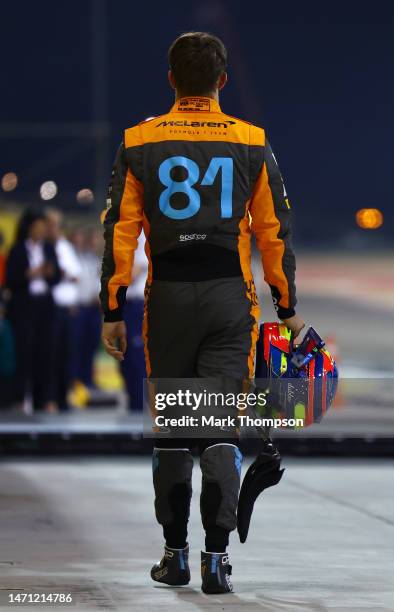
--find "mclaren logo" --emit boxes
[156,120,236,129]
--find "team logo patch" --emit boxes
[178,97,211,112]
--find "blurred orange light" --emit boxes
[76,188,94,205]
[1,172,18,192]
[355,208,383,230]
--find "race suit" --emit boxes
[100,95,297,551]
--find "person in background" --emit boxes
[120,235,147,411]
[0,288,16,408]
[46,208,82,412]
[5,209,60,412]
[71,227,102,398]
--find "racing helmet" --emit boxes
[255,322,338,426]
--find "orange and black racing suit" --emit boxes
[100,96,296,552]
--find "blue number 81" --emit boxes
[158,156,233,220]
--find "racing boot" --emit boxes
[151,544,190,586]
[201,551,233,594]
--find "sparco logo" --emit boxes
[156,120,236,128]
[179,234,207,241]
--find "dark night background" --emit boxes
[1,0,393,246]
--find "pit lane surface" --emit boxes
[1,458,394,611]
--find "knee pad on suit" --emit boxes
[200,443,243,532]
[152,449,193,526]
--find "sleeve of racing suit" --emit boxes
[100,140,143,322]
[249,139,296,320]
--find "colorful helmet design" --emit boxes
[255,323,338,427]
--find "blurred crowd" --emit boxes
[0,208,147,414]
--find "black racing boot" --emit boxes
[151,545,190,586]
[201,551,233,594]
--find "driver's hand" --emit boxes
[102,321,127,361]
[281,314,305,342]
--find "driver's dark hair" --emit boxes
[168,32,227,96]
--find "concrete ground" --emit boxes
[1,458,394,611]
